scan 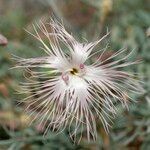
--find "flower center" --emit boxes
[70,68,78,75]
[62,64,85,85]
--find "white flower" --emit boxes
[14,18,143,142]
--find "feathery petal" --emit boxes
[14,18,144,142]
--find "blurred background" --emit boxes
[0,0,150,149]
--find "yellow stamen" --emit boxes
[70,68,78,75]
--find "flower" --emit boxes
[14,18,143,142]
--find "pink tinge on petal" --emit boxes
[62,73,69,82]
[80,63,84,69]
